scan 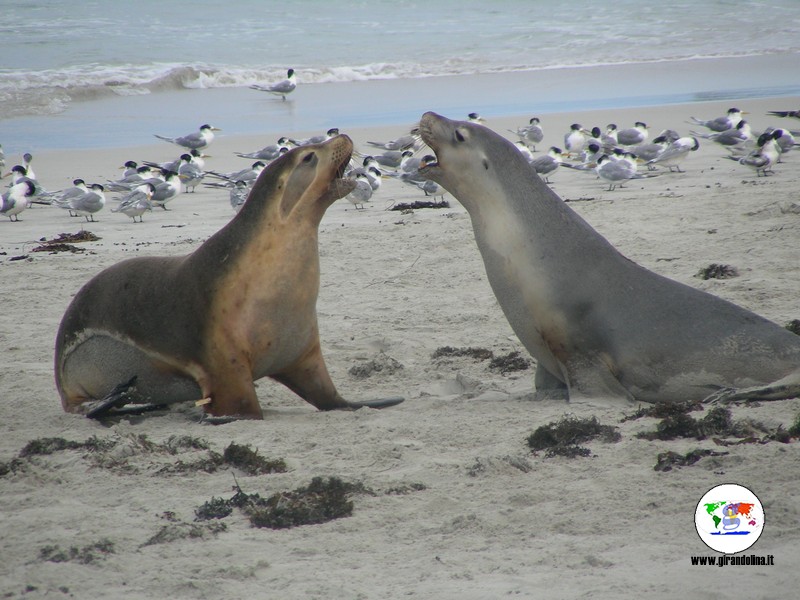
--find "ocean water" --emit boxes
[2,0,800,152]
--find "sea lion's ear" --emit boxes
[278,151,318,219]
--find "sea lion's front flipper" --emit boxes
[346,397,405,410]
[273,346,404,411]
[271,343,352,411]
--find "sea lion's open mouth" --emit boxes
[417,113,443,177]
[336,157,356,195]
[328,136,357,200]
[335,157,349,180]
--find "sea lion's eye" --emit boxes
[455,130,466,143]
[303,153,315,163]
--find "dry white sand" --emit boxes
[1,96,799,599]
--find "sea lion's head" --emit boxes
[242,134,355,223]
[418,111,532,215]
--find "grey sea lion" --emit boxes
[417,111,800,403]
[55,135,403,419]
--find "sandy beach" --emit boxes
[1,95,799,598]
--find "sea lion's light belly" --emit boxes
[473,210,570,381]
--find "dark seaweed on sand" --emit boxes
[488,351,531,374]
[654,449,729,472]
[196,477,366,529]
[39,539,115,564]
[157,441,287,475]
[18,436,116,457]
[195,497,234,521]
[431,346,494,360]
[385,482,427,495]
[431,346,531,374]
[389,199,450,211]
[40,231,101,244]
[29,232,101,253]
[621,400,703,422]
[1,435,286,477]
[789,414,800,437]
[527,416,621,458]
[32,243,86,253]
[637,405,792,443]
[695,263,739,280]
[221,442,287,476]
[142,522,227,547]
[785,319,800,335]
[1,436,118,474]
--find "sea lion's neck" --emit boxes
[469,171,618,269]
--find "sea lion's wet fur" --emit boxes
[418,112,800,403]
[55,136,357,418]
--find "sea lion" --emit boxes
[417,111,800,403]
[55,135,402,419]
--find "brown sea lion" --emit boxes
[55,135,402,419]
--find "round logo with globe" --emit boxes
[695,483,764,553]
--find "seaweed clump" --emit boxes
[1,436,118,476]
[390,199,450,211]
[788,413,800,438]
[195,477,364,529]
[2,435,286,478]
[19,436,115,457]
[221,443,287,476]
[488,351,531,374]
[635,406,777,441]
[696,263,739,280]
[40,231,101,244]
[39,539,115,564]
[430,346,531,374]
[32,232,101,254]
[142,522,227,547]
[527,416,621,458]
[785,319,800,336]
[621,400,703,422]
[431,346,494,361]
[654,449,729,472]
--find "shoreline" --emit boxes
[2,52,799,154]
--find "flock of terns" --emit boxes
[501,106,797,191]
[1,66,798,223]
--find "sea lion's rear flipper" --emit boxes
[704,371,800,404]
[347,397,405,410]
[88,402,168,419]
[84,376,167,419]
